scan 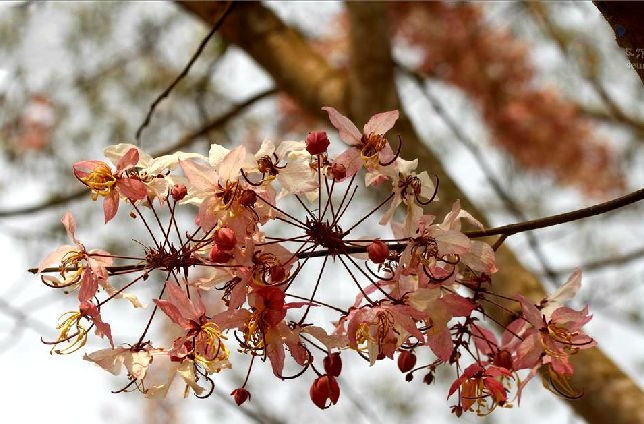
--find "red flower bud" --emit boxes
[367,239,389,264]
[306,131,330,155]
[214,226,237,251]
[323,352,342,377]
[493,349,513,370]
[397,350,417,373]
[328,162,346,181]
[209,244,232,263]
[310,375,340,409]
[423,372,434,385]
[171,184,187,201]
[231,388,251,406]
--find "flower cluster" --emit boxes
[37,107,594,415]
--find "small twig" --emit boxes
[135,1,234,143]
[34,187,644,275]
[0,88,274,219]
[465,186,644,238]
[543,245,644,277]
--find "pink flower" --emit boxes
[306,131,330,155]
[38,212,112,305]
[342,302,425,365]
[154,281,231,372]
[448,363,514,415]
[73,147,148,223]
[323,106,399,178]
[409,286,474,361]
[84,345,154,381]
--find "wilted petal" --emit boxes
[84,347,127,375]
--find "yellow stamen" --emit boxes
[59,250,85,286]
[51,311,88,355]
[195,322,230,367]
[80,163,116,200]
[243,312,265,350]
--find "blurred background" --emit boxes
[1,2,643,423]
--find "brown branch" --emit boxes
[466,186,644,238]
[545,245,644,277]
[135,1,234,143]
[179,1,347,114]
[33,181,644,274]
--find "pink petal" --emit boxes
[61,211,80,245]
[83,347,127,375]
[72,160,104,179]
[103,190,119,223]
[218,145,249,181]
[180,159,217,191]
[78,270,99,304]
[471,323,498,356]
[38,244,75,272]
[117,178,148,200]
[428,328,453,362]
[334,148,362,178]
[116,148,140,172]
[153,299,193,330]
[363,110,399,135]
[164,281,203,323]
[265,328,286,377]
[322,106,362,146]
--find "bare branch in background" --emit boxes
[135,1,234,143]
[0,88,275,218]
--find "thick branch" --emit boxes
[179,2,644,423]
[180,2,346,114]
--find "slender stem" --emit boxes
[465,187,644,238]
[135,2,235,143]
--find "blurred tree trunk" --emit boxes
[180,2,644,423]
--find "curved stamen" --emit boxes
[379,134,403,167]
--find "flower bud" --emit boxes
[231,388,251,406]
[215,226,237,251]
[367,239,389,264]
[323,352,342,377]
[306,131,330,155]
[493,349,513,370]
[397,350,417,373]
[209,244,232,263]
[328,162,346,181]
[423,372,434,385]
[171,184,187,201]
[310,375,340,409]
